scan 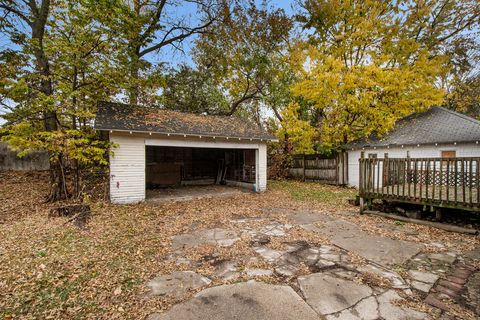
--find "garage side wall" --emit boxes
[347,143,480,188]
[110,133,145,203]
[256,144,267,191]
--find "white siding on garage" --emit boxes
[347,143,480,188]
[109,132,270,204]
[256,144,267,191]
[109,133,146,204]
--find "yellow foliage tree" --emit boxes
[277,103,318,154]
[290,0,467,150]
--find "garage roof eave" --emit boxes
[99,128,277,142]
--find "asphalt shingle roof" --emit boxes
[348,107,480,148]
[94,101,276,141]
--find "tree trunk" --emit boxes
[72,160,81,199]
[283,133,292,154]
[129,62,140,105]
[128,2,142,105]
[47,155,69,202]
[31,1,69,201]
[128,45,141,105]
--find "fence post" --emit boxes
[359,151,365,214]
[335,153,340,186]
[302,154,306,181]
[338,151,346,185]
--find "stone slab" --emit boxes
[261,221,290,237]
[253,246,284,262]
[286,210,333,225]
[358,264,408,289]
[245,268,273,277]
[213,261,239,280]
[172,228,240,250]
[147,282,319,320]
[410,280,434,293]
[408,270,439,284]
[429,253,456,264]
[326,296,378,320]
[146,271,211,298]
[377,290,427,320]
[322,220,422,266]
[298,273,372,315]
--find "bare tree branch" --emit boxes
[139,18,215,56]
[0,2,31,25]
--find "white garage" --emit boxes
[95,102,276,204]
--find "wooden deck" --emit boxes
[359,156,480,212]
[367,185,479,208]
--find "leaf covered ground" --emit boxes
[0,172,478,319]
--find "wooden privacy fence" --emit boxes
[289,153,348,185]
[359,154,480,212]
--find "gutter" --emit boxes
[95,127,279,143]
[348,140,480,151]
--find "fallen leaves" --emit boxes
[0,172,478,319]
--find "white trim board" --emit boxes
[145,138,262,149]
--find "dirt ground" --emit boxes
[0,171,479,319]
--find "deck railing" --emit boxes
[359,156,480,210]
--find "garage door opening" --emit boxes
[145,146,256,200]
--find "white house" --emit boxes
[94,102,277,204]
[347,107,480,188]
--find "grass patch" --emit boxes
[269,180,357,207]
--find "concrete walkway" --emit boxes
[147,282,319,320]
[144,208,478,320]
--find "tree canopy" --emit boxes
[281,0,479,152]
[0,0,479,198]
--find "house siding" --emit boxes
[347,143,480,188]
[109,134,146,204]
[109,132,269,204]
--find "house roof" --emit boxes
[94,101,276,141]
[348,107,480,149]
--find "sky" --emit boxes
[0,0,297,126]
[144,0,297,67]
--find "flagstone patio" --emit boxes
[144,208,479,319]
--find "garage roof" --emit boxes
[348,107,480,149]
[95,101,277,141]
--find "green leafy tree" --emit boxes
[1,0,65,200]
[192,0,295,117]
[161,64,230,114]
[0,0,118,200]
[441,38,480,118]
[445,73,480,118]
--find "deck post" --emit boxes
[406,151,411,198]
[359,197,365,214]
[384,153,389,194]
[435,208,442,221]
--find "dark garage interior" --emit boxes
[146,146,256,189]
